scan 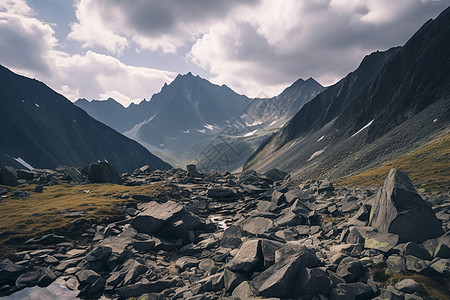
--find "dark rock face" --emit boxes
[245,6,450,180]
[0,166,18,186]
[88,162,122,184]
[369,169,444,243]
[0,65,171,173]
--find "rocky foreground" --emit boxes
[0,164,449,299]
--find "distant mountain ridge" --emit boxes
[245,6,450,179]
[0,65,171,172]
[75,72,323,169]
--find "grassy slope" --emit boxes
[0,182,175,257]
[336,133,450,193]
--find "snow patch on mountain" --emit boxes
[308,148,326,161]
[351,120,374,137]
[12,157,34,170]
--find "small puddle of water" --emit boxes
[210,215,232,230]
[1,281,79,300]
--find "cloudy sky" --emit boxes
[1,0,449,106]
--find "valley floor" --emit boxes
[0,166,449,299]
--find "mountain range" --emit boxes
[0,65,171,173]
[245,6,450,179]
[75,73,323,169]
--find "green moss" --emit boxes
[365,238,390,249]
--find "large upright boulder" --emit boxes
[369,169,443,243]
[88,162,122,184]
[0,166,19,186]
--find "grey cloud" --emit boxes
[101,0,260,37]
[197,1,450,91]
[0,19,50,74]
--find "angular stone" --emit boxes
[37,268,56,287]
[192,273,224,294]
[25,234,65,245]
[132,194,151,201]
[377,288,403,300]
[132,240,156,252]
[0,166,18,186]
[330,282,374,300]
[318,179,334,193]
[336,257,364,283]
[232,281,256,298]
[106,272,125,288]
[395,279,424,294]
[198,259,215,273]
[226,239,261,272]
[363,231,399,252]
[176,256,199,271]
[252,246,317,298]
[224,269,246,292]
[271,190,286,205]
[55,257,84,272]
[187,164,201,177]
[285,190,313,205]
[207,187,236,199]
[260,239,284,269]
[131,201,185,234]
[0,261,25,286]
[15,270,41,289]
[257,201,277,212]
[16,169,35,180]
[88,162,122,184]
[345,227,365,244]
[353,205,371,222]
[76,269,105,297]
[405,255,430,273]
[386,255,406,273]
[401,242,432,260]
[276,211,301,226]
[34,185,44,193]
[430,258,450,275]
[422,235,450,259]
[264,168,288,182]
[115,279,176,298]
[242,217,275,235]
[57,165,83,182]
[369,169,444,243]
[296,267,331,296]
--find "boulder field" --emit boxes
[0,165,448,299]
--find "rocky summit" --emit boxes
[0,165,448,299]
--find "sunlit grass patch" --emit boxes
[336,134,450,194]
[371,264,450,300]
[0,182,176,257]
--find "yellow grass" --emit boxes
[336,134,450,193]
[0,182,175,256]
